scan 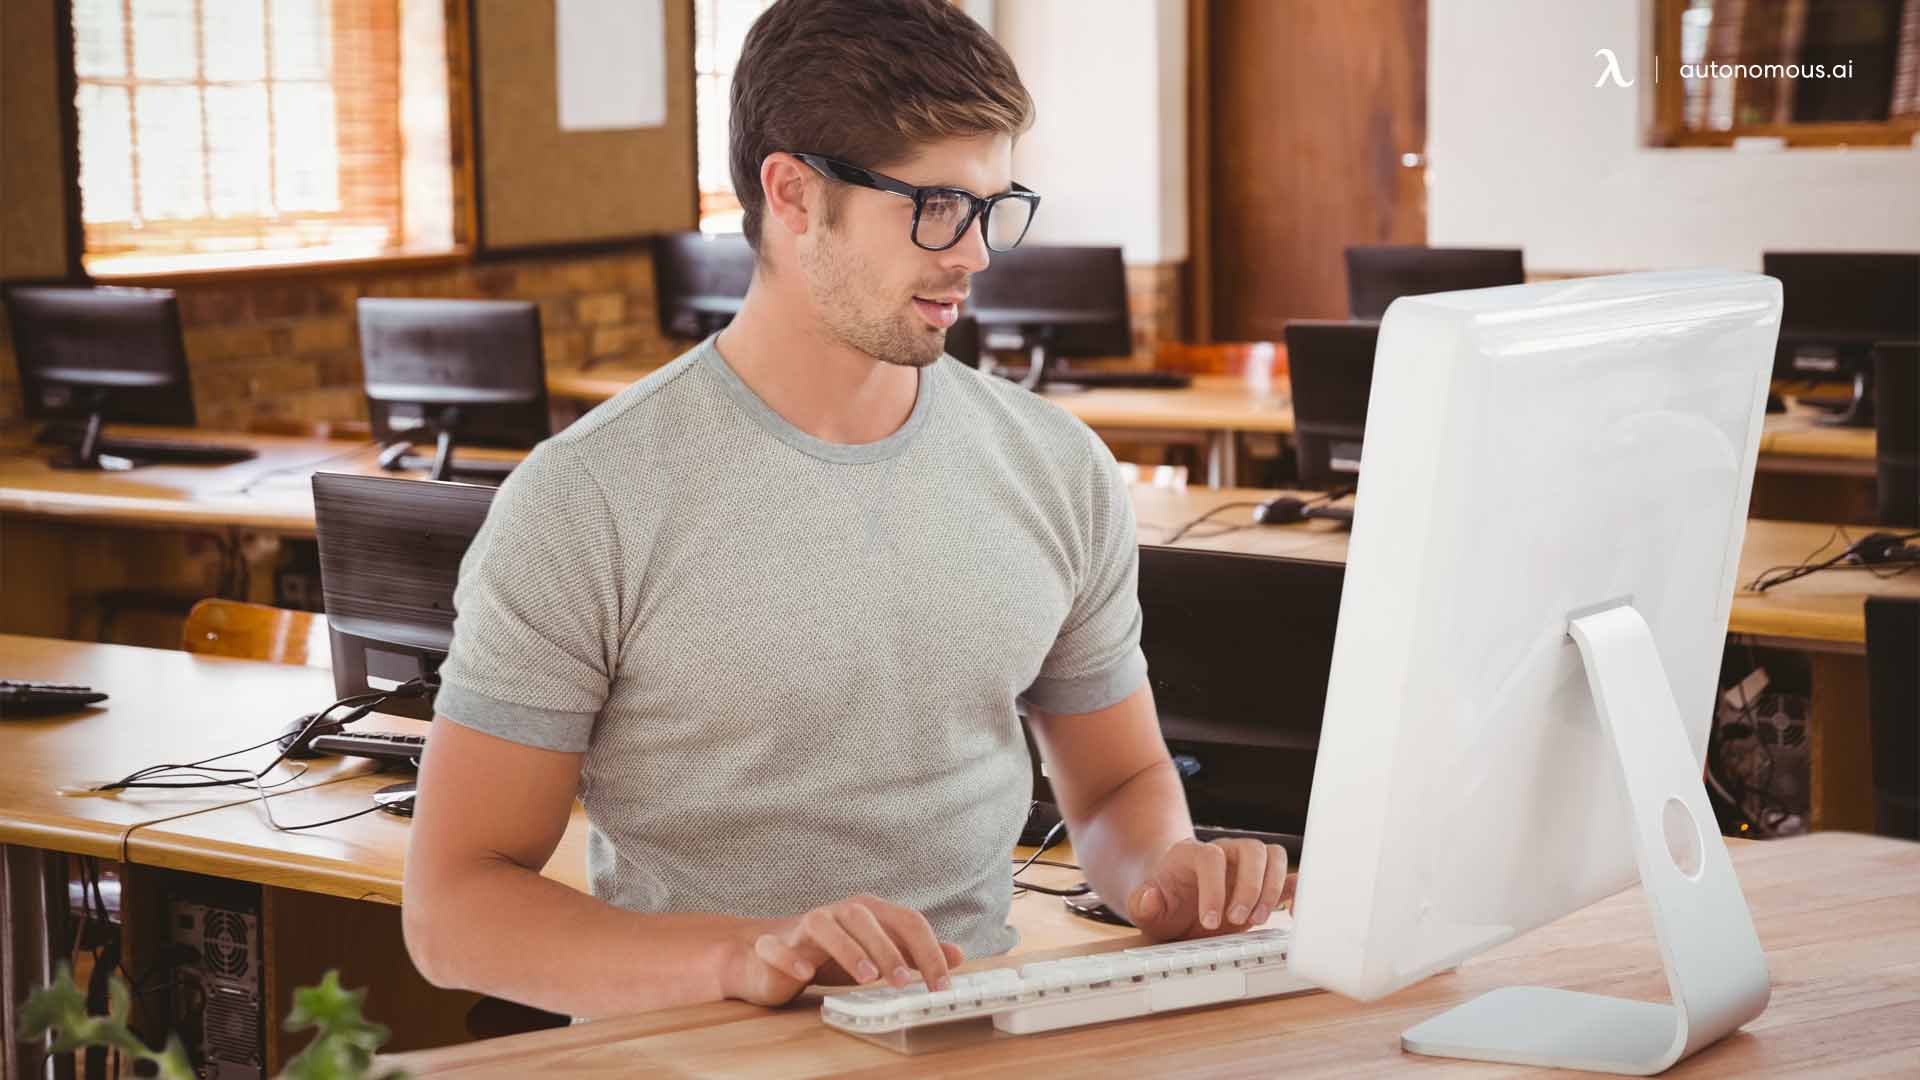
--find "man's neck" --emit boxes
[714,282,922,446]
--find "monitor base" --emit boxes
[1401,604,1770,1075]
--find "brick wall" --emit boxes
[0,251,1192,432]
[1125,261,1185,366]
[0,248,685,432]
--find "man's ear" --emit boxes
[760,152,814,241]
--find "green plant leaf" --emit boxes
[283,970,399,1080]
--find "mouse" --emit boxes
[373,780,416,817]
[277,712,344,758]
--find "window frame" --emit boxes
[1651,0,1920,148]
[68,0,470,282]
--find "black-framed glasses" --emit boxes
[791,152,1041,253]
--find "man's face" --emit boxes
[797,133,1012,369]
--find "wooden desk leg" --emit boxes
[1808,651,1875,833]
[2,846,70,1080]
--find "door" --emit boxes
[1194,0,1428,341]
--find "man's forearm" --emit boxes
[404,856,769,1019]
[1063,758,1194,915]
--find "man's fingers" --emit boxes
[1128,881,1166,926]
[1193,842,1228,930]
[794,908,881,984]
[839,903,912,987]
[1252,844,1288,925]
[754,933,814,985]
[869,903,953,991]
[1224,840,1266,927]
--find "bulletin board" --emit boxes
[470,0,698,253]
[1,0,80,281]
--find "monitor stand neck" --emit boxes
[50,391,111,471]
[1017,342,1055,392]
[1400,603,1770,1075]
[1816,365,1875,428]
[426,423,458,482]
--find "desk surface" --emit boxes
[548,367,1297,435]
[3,438,1903,649]
[0,634,370,856]
[0,428,521,534]
[1133,486,1920,648]
[382,832,1918,1078]
[1760,403,1877,465]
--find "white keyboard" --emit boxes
[820,927,1316,1040]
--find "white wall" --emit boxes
[995,0,1187,265]
[1428,0,1920,273]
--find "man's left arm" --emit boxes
[1028,685,1294,941]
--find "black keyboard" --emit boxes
[36,428,257,465]
[307,729,427,765]
[1,680,109,716]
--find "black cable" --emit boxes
[232,440,381,496]
[1160,502,1262,545]
[1011,819,1091,898]
[91,682,421,793]
[1749,528,1920,592]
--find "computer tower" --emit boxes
[165,882,266,1080]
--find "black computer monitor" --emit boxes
[1764,251,1920,428]
[1878,341,1919,527]
[3,285,249,469]
[1027,546,1343,847]
[1866,596,1919,840]
[971,244,1132,389]
[358,298,550,482]
[1283,319,1379,490]
[313,472,496,721]
[652,232,754,339]
[1345,245,1525,320]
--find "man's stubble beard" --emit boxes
[799,225,947,369]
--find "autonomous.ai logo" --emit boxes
[1594,48,1634,88]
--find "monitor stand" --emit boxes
[1814,368,1875,428]
[1400,603,1770,1075]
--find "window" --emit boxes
[1656,0,1920,146]
[72,0,455,275]
[693,0,775,233]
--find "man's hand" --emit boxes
[723,895,966,1007]
[1125,837,1294,942]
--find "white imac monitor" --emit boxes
[1288,270,1783,1074]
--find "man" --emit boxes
[403,0,1289,1018]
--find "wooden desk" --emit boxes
[0,634,377,1077]
[1131,486,1920,648]
[0,634,371,857]
[1753,405,1878,523]
[545,367,1291,488]
[0,428,521,534]
[381,833,1920,1078]
[0,429,518,643]
[1129,485,1920,830]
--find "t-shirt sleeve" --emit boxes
[433,442,624,752]
[1020,430,1148,716]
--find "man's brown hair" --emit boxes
[729,0,1033,250]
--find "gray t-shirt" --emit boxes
[434,336,1146,959]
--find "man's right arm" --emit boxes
[402,718,960,1017]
